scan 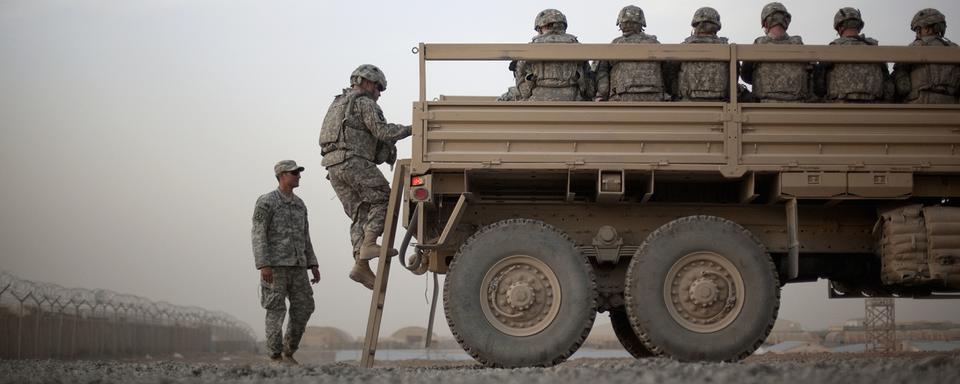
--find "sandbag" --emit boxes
[878,204,928,285]
[923,206,960,288]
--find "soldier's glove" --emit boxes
[374,141,398,167]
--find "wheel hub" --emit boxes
[663,251,745,333]
[480,255,562,337]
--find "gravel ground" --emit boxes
[1,352,958,384]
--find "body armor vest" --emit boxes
[752,35,809,101]
[826,36,885,101]
[610,32,664,95]
[679,35,730,100]
[319,89,378,167]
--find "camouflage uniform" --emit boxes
[516,9,594,101]
[596,6,669,101]
[815,8,889,103]
[677,7,730,101]
[321,88,411,257]
[741,2,811,102]
[892,9,960,104]
[251,188,318,357]
[821,37,889,102]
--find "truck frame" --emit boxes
[359,43,960,368]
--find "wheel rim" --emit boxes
[480,255,562,337]
[663,251,745,333]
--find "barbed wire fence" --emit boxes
[0,270,256,360]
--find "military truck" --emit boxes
[361,43,960,368]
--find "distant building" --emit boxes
[300,326,356,349]
[765,319,820,345]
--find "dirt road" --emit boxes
[1,352,957,384]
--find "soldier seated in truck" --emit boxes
[741,2,814,103]
[595,5,671,102]
[515,9,594,101]
[814,8,892,103]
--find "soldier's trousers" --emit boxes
[908,91,959,104]
[260,266,315,356]
[529,86,580,101]
[326,157,392,257]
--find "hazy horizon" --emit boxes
[2,0,959,341]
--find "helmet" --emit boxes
[351,64,387,92]
[911,8,946,32]
[535,9,567,32]
[617,5,646,28]
[691,7,721,29]
[834,7,864,32]
[761,2,791,28]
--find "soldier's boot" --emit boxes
[358,231,398,260]
[282,353,299,366]
[349,259,376,290]
[269,353,283,364]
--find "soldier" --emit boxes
[741,2,812,102]
[497,61,524,101]
[676,7,731,101]
[252,160,321,365]
[515,9,594,101]
[319,64,412,290]
[892,8,960,104]
[816,8,890,103]
[595,5,670,101]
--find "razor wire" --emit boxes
[0,270,256,359]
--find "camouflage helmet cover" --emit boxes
[351,64,387,91]
[761,2,792,28]
[535,9,567,31]
[911,8,946,32]
[691,7,721,29]
[617,5,646,28]
[834,7,864,32]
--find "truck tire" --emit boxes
[609,308,654,358]
[444,219,597,367]
[624,215,780,362]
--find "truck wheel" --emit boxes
[625,215,780,362]
[609,308,654,358]
[444,219,597,367]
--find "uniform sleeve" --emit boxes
[251,196,273,269]
[357,98,411,143]
[303,208,319,267]
[595,60,611,99]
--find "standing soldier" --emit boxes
[515,9,594,101]
[816,8,890,103]
[595,5,670,101]
[741,2,812,102]
[892,9,960,104]
[677,7,730,101]
[252,160,321,365]
[320,64,412,290]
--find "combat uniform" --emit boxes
[741,2,811,103]
[894,39,960,104]
[251,188,317,358]
[821,36,889,102]
[516,9,594,101]
[814,8,889,103]
[321,88,411,259]
[677,7,730,101]
[596,6,669,101]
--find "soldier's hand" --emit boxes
[310,266,321,284]
[260,266,273,284]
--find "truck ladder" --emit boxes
[360,160,409,368]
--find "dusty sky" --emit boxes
[1,0,959,341]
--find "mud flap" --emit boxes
[922,206,960,288]
[877,205,928,285]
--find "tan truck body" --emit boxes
[372,43,960,367]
